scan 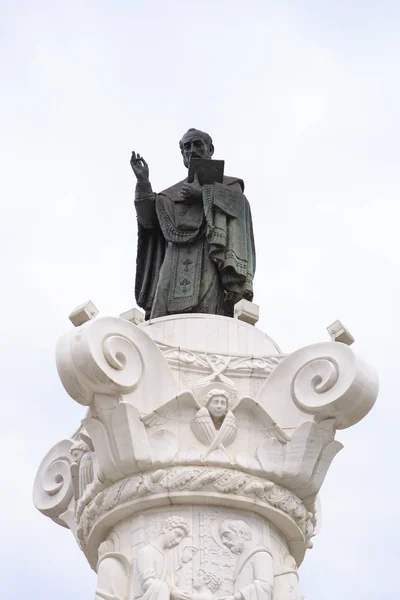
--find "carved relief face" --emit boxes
[219,528,243,555]
[70,448,85,462]
[164,526,187,548]
[193,570,207,589]
[207,395,228,419]
[180,132,213,168]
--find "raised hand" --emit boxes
[130,151,150,183]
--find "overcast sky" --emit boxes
[1,1,399,599]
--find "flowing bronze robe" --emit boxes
[135,176,255,320]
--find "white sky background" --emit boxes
[1,1,399,598]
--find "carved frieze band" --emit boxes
[76,466,314,551]
[157,344,286,379]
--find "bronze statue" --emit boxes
[131,128,256,320]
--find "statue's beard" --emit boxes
[184,154,200,168]
[228,541,244,555]
[184,152,211,168]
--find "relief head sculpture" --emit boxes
[218,519,252,555]
[70,438,90,463]
[192,569,221,599]
[159,515,190,549]
[218,519,274,600]
[205,388,230,429]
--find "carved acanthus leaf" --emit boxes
[257,420,343,499]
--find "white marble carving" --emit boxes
[33,439,75,530]
[192,570,221,600]
[70,435,94,501]
[274,554,301,600]
[218,519,273,600]
[136,516,191,600]
[191,389,237,462]
[34,313,378,599]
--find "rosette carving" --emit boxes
[33,439,73,524]
[55,316,177,412]
[256,341,379,430]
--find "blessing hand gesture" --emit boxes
[130,151,150,183]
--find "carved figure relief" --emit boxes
[127,507,280,600]
[95,531,131,600]
[191,389,237,462]
[192,569,220,600]
[136,516,192,600]
[218,520,274,600]
[273,554,301,600]
[70,437,94,501]
[95,553,130,600]
[158,344,285,400]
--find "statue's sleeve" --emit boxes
[237,552,274,600]
[134,181,167,318]
[252,552,274,598]
[95,555,129,600]
[137,546,158,589]
[135,181,158,229]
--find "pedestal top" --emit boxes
[140,314,281,355]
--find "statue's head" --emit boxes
[70,439,89,462]
[219,519,252,555]
[179,128,214,168]
[160,515,189,549]
[205,388,229,419]
[193,569,221,592]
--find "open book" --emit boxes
[188,158,225,185]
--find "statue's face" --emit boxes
[71,448,84,462]
[164,526,186,548]
[207,395,228,418]
[193,571,207,589]
[180,132,213,168]
[220,528,243,555]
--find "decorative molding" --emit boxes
[256,341,379,430]
[55,316,178,413]
[76,466,314,551]
[157,343,286,383]
[33,439,74,525]
[34,314,379,599]
[256,420,343,499]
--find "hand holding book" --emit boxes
[188,158,225,185]
[180,172,203,202]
